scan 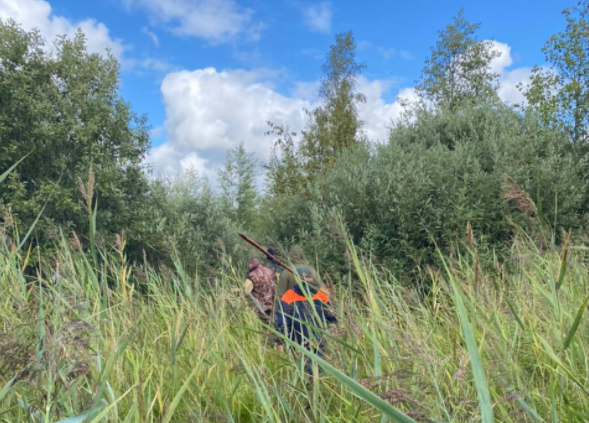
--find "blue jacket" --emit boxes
[275,283,337,346]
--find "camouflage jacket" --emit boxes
[246,264,277,313]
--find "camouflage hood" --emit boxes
[288,245,307,264]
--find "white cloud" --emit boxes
[291,80,320,102]
[149,67,311,177]
[149,40,533,178]
[377,47,396,61]
[142,26,159,47]
[357,78,417,142]
[377,46,413,62]
[149,67,415,177]
[0,0,126,59]
[124,0,260,43]
[489,40,531,105]
[302,2,333,34]
[150,125,165,139]
[130,57,178,73]
[148,143,217,179]
[399,50,414,61]
[498,67,532,105]
[357,40,373,51]
[489,41,513,75]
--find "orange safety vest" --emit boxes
[280,288,330,305]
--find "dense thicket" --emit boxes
[1,3,589,282]
[267,105,588,275]
[0,21,150,261]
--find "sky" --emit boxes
[0,0,578,182]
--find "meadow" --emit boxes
[1,226,588,422]
[2,4,589,421]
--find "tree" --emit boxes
[416,8,500,112]
[264,123,305,197]
[524,0,589,145]
[218,141,258,230]
[0,20,150,252]
[265,31,365,194]
[300,31,366,176]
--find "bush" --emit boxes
[266,105,589,278]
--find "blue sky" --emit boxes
[0,0,577,180]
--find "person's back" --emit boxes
[275,245,319,305]
[276,283,336,343]
[275,270,336,375]
[244,257,276,320]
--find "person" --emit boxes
[265,247,284,275]
[275,245,318,306]
[275,267,337,377]
[243,256,277,322]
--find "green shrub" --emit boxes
[266,105,589,278]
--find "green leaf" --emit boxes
[87,385,134,423]
[0,155,28,185]
[55,410,96,423]
[506,387,545,422]
[161,363,200,423]
[441,254,495,423]
[0,376,16,402]
[556,231,571,291]
[17,202,47,251]
[266,326,419,423]
[504,295,525,330]
[563,296,589,350]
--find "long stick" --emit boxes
[238,233,295,275]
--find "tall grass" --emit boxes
[1,227,588,422]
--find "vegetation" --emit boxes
[2,2,589,421]
[1,224,588,422]
[0,21,151,262]
[416,8,500,111]
[524,0,589,145]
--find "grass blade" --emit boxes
[556,231,571,291]
[504,295,525,330]
[55,410,96,423]
[506,387,545,422]
[0,376,16,402]
[17,202,47,251]
[0,155,28,184]
[440,254,495,423]
[87,385,135,423]
[563,296,589,350]
[161,363,200,423]
[267,327,419,423]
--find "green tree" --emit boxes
[416,9,500,112]
[301,30,366,176]
[218,141,258,230]
[265,31,365,196]
[264,123,305,197]
[524,0,589,145]
[145,170,243,275]
[0,21,150,252]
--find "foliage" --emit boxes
[300,31,367,177]
[1,228,589,422]
[218,141,259,231]
[524,0,589,145]
[266,31,366,196]
[2,8,589,422]
[416,8,500,112]
[264,123,305,197]
[0,20,150,257]
[143,170,245,276]
[266,105,588,276]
